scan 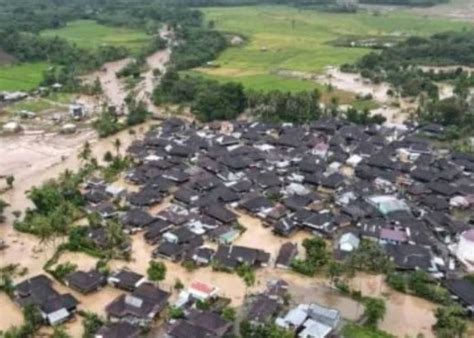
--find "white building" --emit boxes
[455,229,474,272]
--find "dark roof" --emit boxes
[15,275,78,314]
[121,209,155,228]
[246,295,279,323]
[106,283,170,320]
[205,205,237,224]
[96,322,140,338]
[275,242,298,268]
[444,279,474,307]
[385,244,433,270]
[65,270,106,294]
[109,269,144,291]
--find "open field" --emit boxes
[0,62,49,91]
[41,20,151,52]
[184,69,379,108]
[196,6,472,92]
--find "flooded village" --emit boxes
[1,102,474,337]
[1,11,474,338]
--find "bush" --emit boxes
[94,110,124,138]
[51,262,77,281]
[147,261,166,282]
[291,237,328,277]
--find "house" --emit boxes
[144,219,173,244]
[273,217,299,237]
[205,204,238,224]
[108,269,146,292]
[214,245,270,269]
[192,247,215,266]
[14,275,78,326]
[106,282,170,327]
[153,241,188,262]
[444,279,474,315]
[95,322,140,338]
[188,281,219,301]
[167,311,232,338]
[385,244,436,271]
[69,103,86,120]
[247,295,280,325]
[276,303,340,338]
[275,242,298,269]
[338,232,360,252]
[121,209,155,231]
[65,270,106,294]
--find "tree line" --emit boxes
[153,69,386,124]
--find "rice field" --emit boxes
[0,62,50,91]
[196,5,472,92]
[41,20,151,52]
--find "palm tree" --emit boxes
[78,141,92,162]
[113,138,122,156]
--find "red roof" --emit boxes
[190,281,215,294]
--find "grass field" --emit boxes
[0,62,49,91]
[0,21,150,91]
[196,6,472,93]
[41,20,150,52]
[342,324,395,338]
[184,69,378,108]
[5,93,73,114]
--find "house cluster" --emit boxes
[13,275,79,326]
[243,278,341,338]
[167,281,233,338]
[81,117,474,316]
[13,268,169,335]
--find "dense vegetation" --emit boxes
[344,31,474,99]
[171,28,227,70]
[344,30,474,140]
[153,70,246,121]
[386,271,452,305]
[14,171,85,241]
[0,0,220,91]
[291,237,328,276]
[345,31,474,100]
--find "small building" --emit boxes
[106,282,170,327]
[275,242,298,269]
[108,269,146,292]
[455,229,474,272]
[69,103,86,120]
[247,295,280,325]
[444,279,474,316]
[14,275,78,326]
[65,270,106,294]
[338,232,360,252]
[187,281,219,301]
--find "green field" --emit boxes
[197,6,472,92]
[5,93,73,114]
[41,20,150,52]
[0,62,49,91]
[184,69,378,108]
[342,324,395,338]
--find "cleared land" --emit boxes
[41,20,151,52]
[0,62,49,91]
[197,6,472,92]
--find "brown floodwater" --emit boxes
[0,112,445,337]
[0,123,153,332]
